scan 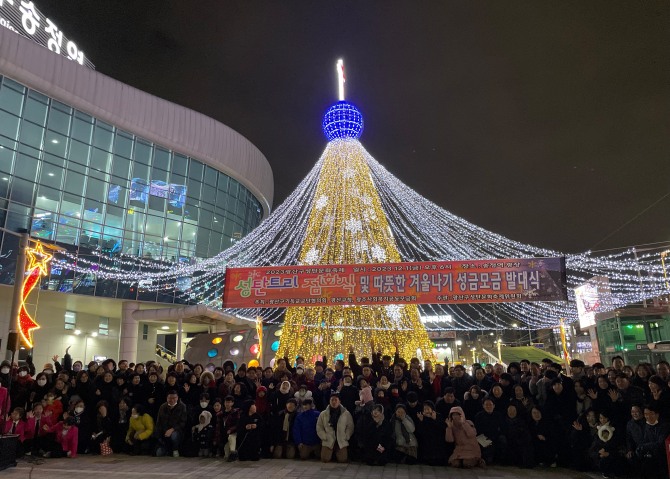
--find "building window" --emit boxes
[98,317,109,336]
[142,324,148,341]
[64,311,76,330]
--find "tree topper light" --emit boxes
[19,242,52,348]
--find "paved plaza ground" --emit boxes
[3,456,597,479]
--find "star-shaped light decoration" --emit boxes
[315,195,329,210]
[344,218,362,234]
[342,167,356,179]
[304,248,320,264]
[370,244,387,262]
[19,242,53,348]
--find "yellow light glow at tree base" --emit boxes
[277,139,436,365]
[19,242,52,348]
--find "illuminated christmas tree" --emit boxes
[276,60,435,363]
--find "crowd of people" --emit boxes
[1,347,669,478]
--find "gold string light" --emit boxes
[277,139,436,365]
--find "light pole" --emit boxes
[455,340,462,363]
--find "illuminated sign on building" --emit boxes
[0,0,94,69]
[574,276,613,329]
[125,179,187,208]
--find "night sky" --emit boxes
[33,1,670,254]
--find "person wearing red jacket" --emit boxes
[0,384,9,420]
[4,407,28,441]
[3,407,28,457]
[24,403,55,455]
[43,417,78,458]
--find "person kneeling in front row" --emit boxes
[316,392,354,463]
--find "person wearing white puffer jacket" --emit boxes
[316,393,354,463]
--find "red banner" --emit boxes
[222,257,567,309]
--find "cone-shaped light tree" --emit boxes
[276,61,435,364]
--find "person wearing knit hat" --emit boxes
[192,410,214,457]
[356,385,374,407]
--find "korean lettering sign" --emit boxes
[0,0,94,69]
[222,257,567,309]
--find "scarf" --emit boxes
[328,405,341,429]
[282,411,295,441]
[395,416,411,444]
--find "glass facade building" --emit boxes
[0,74,264,302]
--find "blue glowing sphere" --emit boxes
[207,348,218,358]
[322,101,364,141]
[334,353,344,361]
[271,340,280,352]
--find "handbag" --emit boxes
[100,438,113,456]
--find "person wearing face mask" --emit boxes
[463,385,485,419]
[69,400,92,454]
[0,360,12,388]
[11,365,34,409]
[155,391,187,457]
[31,373,51,407]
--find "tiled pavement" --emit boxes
[3,456,595,479]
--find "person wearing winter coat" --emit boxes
[126,404,155,455]
[392,403,419,464]
[529,406,557,467]
[416,400,447,466]
[91,400,114,454]
[316,393,355,463]
[636,405,670,479]
[359,404,394,466]
[4,407,28,457]
[192,410,214,457]
[220,395,240,460]
[155,391,188,457]
[589,409,624,478]
[503,403,534,468]
[474,398,506,465]
[272,398,298,458]
[445,406,485,468]
[293,398,321,460]
[236,399,262,461]
[69,399,92,454]
[24,402,55,455]
[625,405,645,469]
[44,416,78,458]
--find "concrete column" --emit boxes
[120,301,140,363]
[176,318,183,361]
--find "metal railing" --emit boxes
[155,344,177,364]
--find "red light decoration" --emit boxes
[249,343,259,355]
[19,242,52,348]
